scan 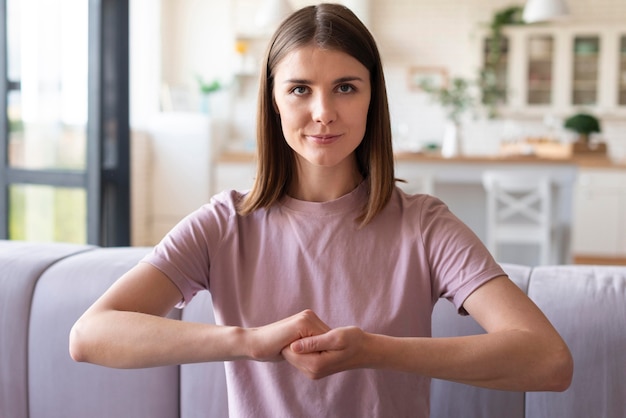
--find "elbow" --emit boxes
[68,320,90,363]
[543,343,574,392]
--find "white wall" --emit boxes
[143,0,626,159]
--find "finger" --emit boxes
[290,332,334,354]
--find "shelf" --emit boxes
[573,53,599,59]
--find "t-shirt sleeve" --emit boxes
[140,191,236,308]
[419,196,507,315]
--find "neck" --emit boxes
[289,160,363,202]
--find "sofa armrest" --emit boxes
[0,241,93,418]
[27,246,181,418]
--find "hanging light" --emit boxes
[523,0,569,23]
[255,0,293,34]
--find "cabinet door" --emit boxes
[573,171,626,257]
[573,188,621,256]
[619,193,626,254]
[495,25,626,115]
[483,35,509,105]
[527,35,555,105]
[572,35,601,106]
[619,35,626,106]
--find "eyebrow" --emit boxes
[283,76,365,84]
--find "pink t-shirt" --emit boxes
[143,182,505,417]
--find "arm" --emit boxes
[282,276,573,391]
[69,262,330,368]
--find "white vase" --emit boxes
[441,121,462,158]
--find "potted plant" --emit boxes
[563,113,601,144]
[195,76,223,114]
[419,77,477,157]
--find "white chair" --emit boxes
[482,170,556,265]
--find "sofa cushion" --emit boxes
[526,265,626,418]
[27,246,181,418]
[0,241,94,418]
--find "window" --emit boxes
[0,0,130,246]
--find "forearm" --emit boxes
[70,307,331,369]
[70,310,246,368]
[366,330,572,391]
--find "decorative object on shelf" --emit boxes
[479,5,524,118]
[440,121,462,158]
[419,77,477,158]
[563,112,607,155]
[522,0,569,23]
[195,76,223,114]
[564,112,600,144]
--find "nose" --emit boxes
[311,92,337,125]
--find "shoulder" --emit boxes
[158,189,250,245]
[386,186,452,223]
[192,189,249,223]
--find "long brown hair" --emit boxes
[238,3,395,226]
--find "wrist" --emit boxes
[362,333,398,370]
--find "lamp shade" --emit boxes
[523,0,569,23]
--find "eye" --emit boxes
[290,86,309,95]
[337,83,356,94]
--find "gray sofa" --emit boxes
[1,240,625,418]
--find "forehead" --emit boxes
[273,45,369,79]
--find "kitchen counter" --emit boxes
[218,150,626,169]
[393,151,626,169]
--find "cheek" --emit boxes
[277,103,305,131]
[352,102,370,130]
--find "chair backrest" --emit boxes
[482,170,552,228]
[482,170,554,264]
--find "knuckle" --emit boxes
[300,309,315,321]
[304,339,318,351]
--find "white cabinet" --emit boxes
[214,160,256,193]
[572,168,626,257]
[144,113,226,243]
[490,24,626,118]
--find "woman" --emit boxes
[70,4,572,417]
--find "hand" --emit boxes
[282,326,370,379]
[244,310,331,362]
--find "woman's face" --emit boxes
[272,45,371,172]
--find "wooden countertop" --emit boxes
[218,150,626,169]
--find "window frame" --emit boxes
[0,0,130,246]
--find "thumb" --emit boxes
[291,334,327,354]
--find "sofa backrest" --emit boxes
[526,265,626,418]
[430,263,531,418]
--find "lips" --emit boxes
[306,133,342,145]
